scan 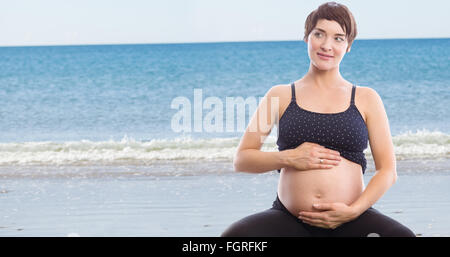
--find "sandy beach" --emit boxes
[1,158,449,237]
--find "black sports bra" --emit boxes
[276,83,369,173]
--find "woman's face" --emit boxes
[305,19,350,71]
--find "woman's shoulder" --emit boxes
[354,85,386,122]
[262,84,293,118]
[265,83,292,98]
[355,85,383,103]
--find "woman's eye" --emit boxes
[314,32,323,37]
[336,37,344,42]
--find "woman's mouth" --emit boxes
[317,52,334,60]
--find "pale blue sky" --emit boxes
[0,0,449,46]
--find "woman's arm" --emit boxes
[349,87,397,216]
[233,85,285,173]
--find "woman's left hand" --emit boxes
[298,202,359,229]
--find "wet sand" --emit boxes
[0,158,449,237]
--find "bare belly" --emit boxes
[277,157,365,217]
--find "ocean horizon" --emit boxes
[1,37,449,48]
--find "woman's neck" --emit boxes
[302,65,346,90]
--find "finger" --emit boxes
[330,223,342,230]
[302,220,323,228]
[300,217,328,228]
[299,211,325,220]
[326,149,341,157]
[298,216,316,224]
[316,158,340,166]
[318,147,341,156]
[318,152,342,162]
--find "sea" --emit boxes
[0,38,448,168]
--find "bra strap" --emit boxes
[350,84,356,105]
[291,83,296,102]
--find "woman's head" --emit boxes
[303,2,357,70]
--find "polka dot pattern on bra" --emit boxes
[276,83,369,174]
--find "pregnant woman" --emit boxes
[221,2,415,237]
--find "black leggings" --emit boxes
[221,194,415,237]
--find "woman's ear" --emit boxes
[347,46,351,53]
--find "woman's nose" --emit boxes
[320,38,333,51]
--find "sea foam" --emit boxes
[0,129,447,166]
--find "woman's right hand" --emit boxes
[283,142,342,171]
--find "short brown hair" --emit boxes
[303,2,357,51]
